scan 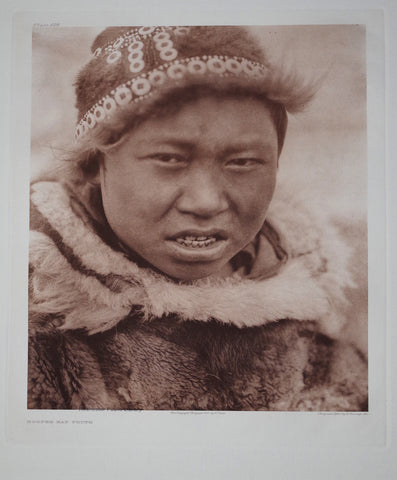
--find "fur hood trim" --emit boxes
[29,181,354,337]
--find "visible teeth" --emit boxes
[184,235,212,241]
[175,235,218,248]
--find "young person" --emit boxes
[28,26,367,410]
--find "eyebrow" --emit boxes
[221,141,277,156]
[140,138,195,151]
[134,137,277,155]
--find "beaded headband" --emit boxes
[75,26,315,142]
[74,26,273,141]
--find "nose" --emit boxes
[176,166,228,218]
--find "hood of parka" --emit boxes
[29,179,354,337]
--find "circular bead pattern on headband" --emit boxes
[76,55,268,140]
[148,70,167,86]
[107,50,122,64]
[128,50,144,62]
[91,26,189,58]
[153,31,170,42]
[76,122,87,139]
[86,113,96,129]
[153,32,178,63]
[129,59,145,73]
[103,96,117,113]
[241,59,255,75]
[173,26,190,35]
[126,39,145,73]
[159,48,178,61]
[207,58,226,73]
[94,106,106,121]
[156,39,173,50]
[114,86,132,105]
[225,58,243,74]
[187,59,207,74]
[167,63,187,79]
[128,41,144,52]
[138,26,156,35]
[131,77,151,96]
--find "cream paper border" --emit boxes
[3,4,394,479]
[9,9,383,445]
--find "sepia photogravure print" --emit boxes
[28,25,368,411]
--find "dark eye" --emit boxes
[152,154,187,166]
[226,158,263,169]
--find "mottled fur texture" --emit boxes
[28,181,367,410]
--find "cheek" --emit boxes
[233,173,276,221]
[101,167,178,229]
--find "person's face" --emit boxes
[100,95,279,281]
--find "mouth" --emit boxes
[174,234,219,248]
[166,230,228,261]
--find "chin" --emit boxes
[165,261,229,282]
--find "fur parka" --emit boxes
[28,180,367,411]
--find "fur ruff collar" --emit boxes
[29,181,354,337]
